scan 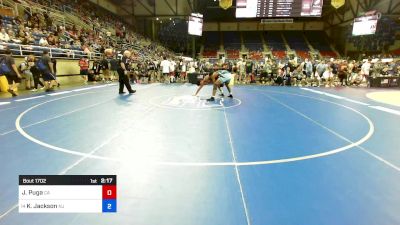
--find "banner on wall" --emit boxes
[220,0,233,10]
[331,0,345,9]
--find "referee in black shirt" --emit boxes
[118,50,136,94]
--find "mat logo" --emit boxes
[161,96,223,109]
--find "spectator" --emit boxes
[322,67,334,87]
[39,37,49,46]
[338,60,348,86]
[169,59,177,83]
[0,28,10,42]
[361,59,371,78]
[1,49,22,97]
[304,58,313,78]
[12,16,22,27]
[79,56,90,84]
[22,29,35,45]
[236,58,246,83]
[160,56,171,83]
[315,60,326,78]
[7,30,22,43]
[91,60,101,82]
[29,56,45,91]
[38,50,56,91]
[109,53,119,81]
[47,33,56,46]
[19,56,34,90]
[100,55,111,83]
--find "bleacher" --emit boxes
[243,31,263,51]
[305,31,337,58]
[391,49,400,56]
[203,31,219,50]
[202,50,218,58]
[249,51,263,61]
[242,31,263,60]
[198,31,350,60]
[202,31,220,58]
[284,31,309,51]
[284,31,310,59]
[223,31,241,50]
[264,32,287,59]
[264,32,286,50]
[226,49,239,59]
[158,20,188,52]
[0,0,174,64]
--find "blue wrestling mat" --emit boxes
[0,83,399,225]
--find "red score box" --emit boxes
[102,185,117,199]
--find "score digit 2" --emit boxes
[102,185,117,213]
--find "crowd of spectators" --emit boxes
[74,52,400,89]
[0,12,105,54]
[195,56,400,87]
[0,0,160,58]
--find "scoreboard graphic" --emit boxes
[19,175,117,213]
[236,0,323,18]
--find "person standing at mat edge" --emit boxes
[118,50,136,94]
[160,56,171,83]
[79,56,90,84]
[0,49,22,97]
[19,56,34,90]
[38,50,57,91]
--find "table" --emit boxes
[369,76,400,88]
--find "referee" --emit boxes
[118,50,136,94]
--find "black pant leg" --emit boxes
[33,76,44,89]
[33,76,39,89]
[123,74,133,91]
[118,70,125,93]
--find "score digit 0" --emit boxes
[102,185,117,199]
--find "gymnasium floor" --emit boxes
[0,83,400,225]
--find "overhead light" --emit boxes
[169,18,172,20]
[156,17,159,20]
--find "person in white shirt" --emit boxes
[169,60,177,83]
[361,59,371,76]
[20,56,34,90]
[160,56,171,83]
[39,37,49,46]
[236,59,245,83]
[322,67,334,87]
[361,59,372,85]
[188,64,196,73]
[0,28,10,42]
[180,60,187,81]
